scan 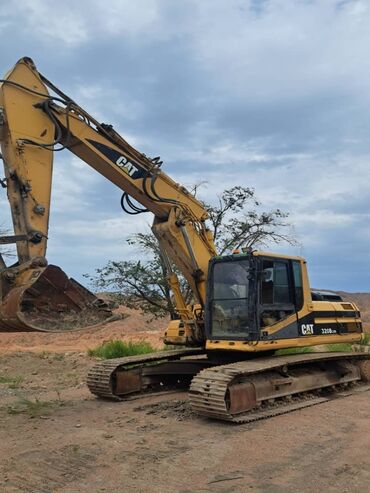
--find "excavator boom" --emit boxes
[0,57,216,333]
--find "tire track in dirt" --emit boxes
[1,445,98,493]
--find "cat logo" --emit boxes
[301,324,314,335]
[116,156,139,177]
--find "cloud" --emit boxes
[1,0,161,46]
[12,0,89,45]
[190,0,370,100]
[72,83,145,128]
[92,0,160,37]
[1,0,370,291]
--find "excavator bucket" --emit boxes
[0,264,113,332]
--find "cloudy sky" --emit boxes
[1,0,369,291]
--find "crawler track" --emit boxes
[87,348,206,399]
[189,353,370,422]
[88,350,370,423]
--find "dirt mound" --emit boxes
[134,399,194,421]
[0,306,167,354]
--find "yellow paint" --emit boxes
[206,332,363,352]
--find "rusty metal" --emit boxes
[189,353,370,422]
[228,382,256,414]
[87,348,207,399]
[88,351,370,425]
[114,360,212,396]
[0,264,113,332]
[115,369,142,395]
[228,384,370,424]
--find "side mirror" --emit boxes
[261,269,273,282]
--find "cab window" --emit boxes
[292,260,304,310]
[261,260,292,304]
[211,260,250,337]
[260,260,294,327]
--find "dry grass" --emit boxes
[5,396,65,418]
[0,374,24,389]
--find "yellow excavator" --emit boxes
[0,57,369,422]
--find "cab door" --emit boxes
[258,258,298,338]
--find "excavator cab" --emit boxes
[206,254,255,340]
[206,252,307,344]
[205,251,363,352]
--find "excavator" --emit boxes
[0,57,369,423]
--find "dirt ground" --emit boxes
[0,297,369,493]
[0,307,167,354]
[0,351,369,493]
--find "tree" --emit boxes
[88,186,297,319]
[89,232,180,319]
[205,186,296,254]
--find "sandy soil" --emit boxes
[0,295,369,493]
[0,351,369,493]
[0,307,167,354]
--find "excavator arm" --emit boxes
[0,57,216,337]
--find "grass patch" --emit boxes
[88,340,156,359]
[0,374,24,389]
[38,351,65,360]
[325,343,353,352]
[361,333,370,345]
[275,347,314,356]
[6,397,64,418]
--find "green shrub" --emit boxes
[88,340,155,359]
